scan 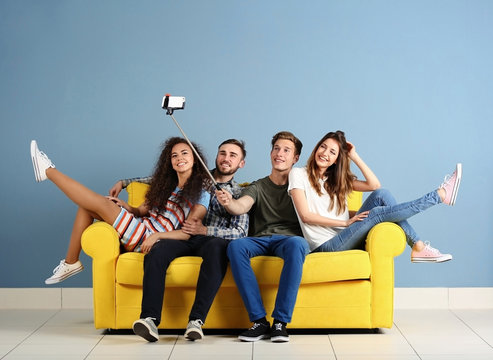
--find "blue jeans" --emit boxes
[227,235,309,324]
[313,188,442,252]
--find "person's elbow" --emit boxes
[298,213,313,225]
[370,181,381,191]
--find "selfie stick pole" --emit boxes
[167,109,221,190]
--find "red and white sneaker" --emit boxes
[439,163,462,206]
[411,242,453,263]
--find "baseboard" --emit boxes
[0,287,492,310]
[0,288,92,309]
[395,287,493,309]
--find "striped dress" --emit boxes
[113,187,210,252]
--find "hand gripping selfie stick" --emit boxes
[162,94,221,190]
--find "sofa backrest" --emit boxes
[127,181,363,211]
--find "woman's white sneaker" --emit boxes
[45,260,84,284]
[30,140,55,182]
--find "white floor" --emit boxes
[1,309,493,360]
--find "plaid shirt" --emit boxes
[120,173,249,240]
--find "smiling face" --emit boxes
[315,138,340,174]
[270,138,299,173]
[171,142,194,176]
[215,143,245,176]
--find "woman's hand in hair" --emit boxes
[345,210,369,227]
[346,141,357,160]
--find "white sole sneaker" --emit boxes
[411,254,453,263]
[449,163,462,206]
[133,319,159,342]
[271,335,289,342]
[45,260,84,285]
[238,334,270,342]
[31,140,43,182]
[184,328,203,341]
[31,140,54,182]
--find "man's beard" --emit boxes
[215,161,239,176]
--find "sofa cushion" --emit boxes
[116,250,371,287]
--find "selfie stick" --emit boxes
[163,95,221,190]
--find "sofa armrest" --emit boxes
[365,222,406,328]
[81,221,121,329]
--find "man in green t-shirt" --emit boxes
[216,131,309,343]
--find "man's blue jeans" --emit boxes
[313,188,442,252]
[227,235,309,324]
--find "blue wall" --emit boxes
[1,0,492,287]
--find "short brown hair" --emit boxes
[271,131,303,156]
[218,138,247,159]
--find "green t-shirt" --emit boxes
[241,176,302,237]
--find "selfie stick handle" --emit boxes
[167,111,221,191]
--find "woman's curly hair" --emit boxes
[145,137,212,210]
[306,130,356,215]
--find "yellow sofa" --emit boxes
[81,182,406,330]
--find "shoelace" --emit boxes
[423,241,440,254]
[191,319,204,327]
[440,171,456,189]
[52,260,66,274]
[249,323,262,330]
[37,150,49,162]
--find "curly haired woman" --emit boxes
[31,137,211,284]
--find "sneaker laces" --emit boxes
[249,322,262,330]
[190,319,203,327]
[440,172,455,189]
[143,317,157,326]
[52,260,66,274]
[423,241,440,254]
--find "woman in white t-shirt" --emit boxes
[288,130,462,263]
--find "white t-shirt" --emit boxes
[288,167,349,251]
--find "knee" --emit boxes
[208,237,228,250]
[226,238,247,260]
[145,241,173,266]
[373,188,391,198]
[284,237,309,258]
[203,237,228,257]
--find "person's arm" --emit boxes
[181,213,249,240]
[347,142,381,192]
[206,212,249,240]
[290,188,369,227]
[140,203,208,253]
[215,189,255,215]
[109,176,153,197]
[182,182,250,239]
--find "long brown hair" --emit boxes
[306,130,356,215]
[145,137,211,210]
